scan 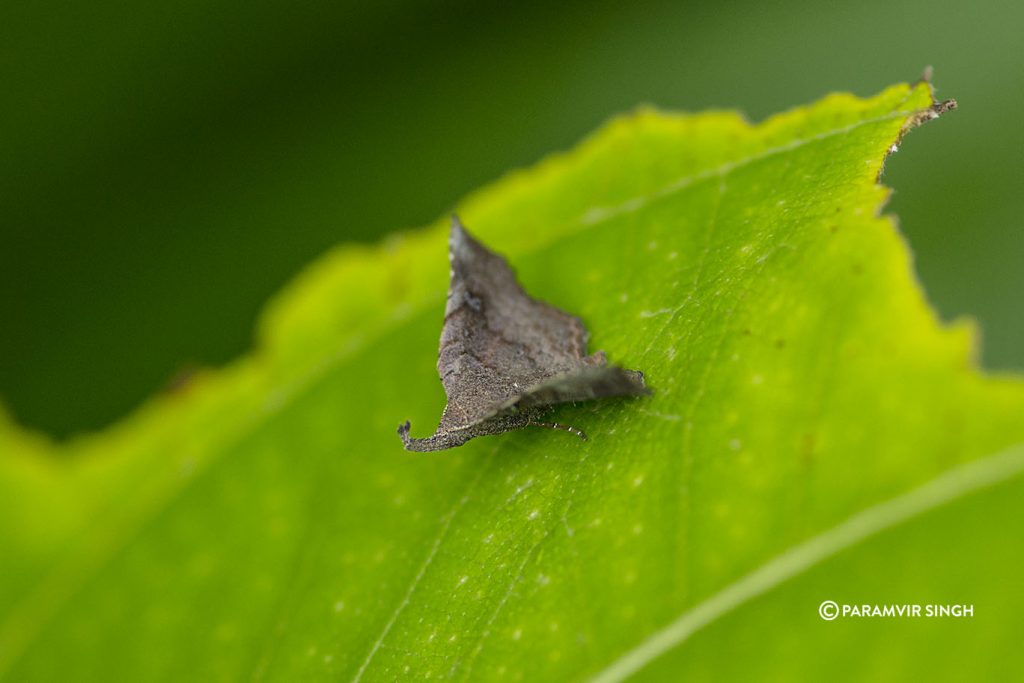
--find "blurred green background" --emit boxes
[1,0,1021,439]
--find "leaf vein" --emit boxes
[586,443,1024,683]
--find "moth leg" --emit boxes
[527,420,588,441]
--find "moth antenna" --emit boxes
[528,420,588,441]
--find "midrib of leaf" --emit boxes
[0,91,938,680]
[586,441,1024,683]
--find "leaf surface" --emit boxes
[2,81,1022,682]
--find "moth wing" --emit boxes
[435,216,599,431]
[497,365,650,415]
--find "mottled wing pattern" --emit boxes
[435,217,602,431]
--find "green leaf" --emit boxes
[2,81,1022,681]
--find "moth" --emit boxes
[398,216,650,451]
